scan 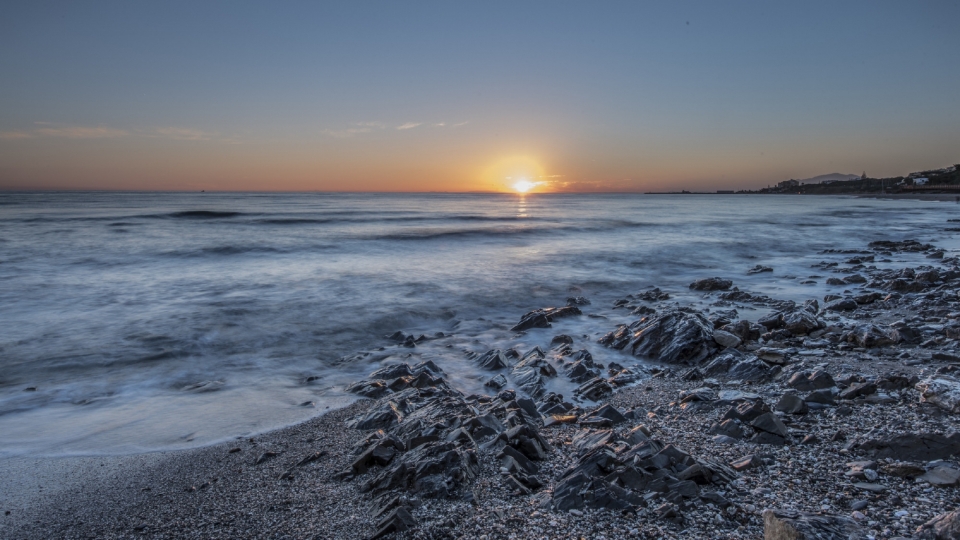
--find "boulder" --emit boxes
[747,265,773,274]
[825,298,858,312]
[599,309,717,364]
[751,412,788,438]
[788,370,836,392]
[762,509,862,540]
[511,306,582,332]
[690,277,733,291]
[917,376,960,413]
[782,300,823,336]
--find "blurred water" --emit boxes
[0,192,955,456]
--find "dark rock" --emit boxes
[690,277,733,291]
[775,392,808,414]
[751,412,788,437]
[919,466,960,487]
[782,300,823,336]
[747,265,773,274]
[575,377,613,401]
[551,334,574,347]
[475,349,509,370]
[636,287,671,301]
[758,312,785,330]
[788,370,836,392]
[839,381,877,400]
[730,454,763,471]
[701,349,770,381]
[842,324,900,348]
[566,296,591,306]
[707,419,744,439]
[722,400,771,423]
[762,509,862,540]
[856,432,960,461]
[804,389,835,406]
[511,306,582,332]
[599,309,716,364]
[751,432,786,445]
[372,507,417,539]
[825,298,858,312]
[800,434,819,445]
[484,374,508,389]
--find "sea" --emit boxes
[0,191,956,457]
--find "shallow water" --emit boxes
[0,192,956,456]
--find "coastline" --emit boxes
[4,234,960,539]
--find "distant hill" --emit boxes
[800,173,860,184]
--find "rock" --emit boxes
[730,454,763,471]
[788,370,836,392]
[838,382,877,400]
[484,374,508,389]
[762,508,863,540]
[782,300,823,336]
[842,324,900,348]
[707,419,744,439]
[880,461,925,477]
[856,432,960,461]
[826,277,846,286]
[775,392,809,414]
[804,389,836,406]
[475,349,509,370]
[751,412,788,437]
[701,349,770,381]
[916,508,960,539]
[758,312,785,330]
[756,347,793,365]
[511,306,582,332]
[919,466,960,487]
[690,277,733,291]
[713,329,742,349]
[722,400,771,423]
[843,274,867,284]
[917,376,960,413]
[599,309,717,364]
[679,387,717,403]
[747,265,773,274]
[566,296,591,306]
[372,507,417,539]
[825,298,858,311]
[636,287,670,301]
[575,377,613,401]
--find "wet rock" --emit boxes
[916,508,960,540]
[566,296,591,306]
[762,508,862,540]
[637,287,671,301]
[854,292,882,305]
[575,377,613,401]
[713,329,742,349]
[747,265,773,274]
[511,306,582,332]
[825,298,858,311]
[756,347,793,365]
[690,277,733,291]
[701,349,770,381]
[484,374,508,390]
[856,432,960,461]
[599,309,716,364]
[804,389,836,406]
[475,349,509,370]
[782,300,823,336]
[842,324,900,348]
[758,312,785,330]
[917,376,960,413]
[722,400,771,423]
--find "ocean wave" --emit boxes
[162,210,246,219]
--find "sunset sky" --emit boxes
[1,1,958,192]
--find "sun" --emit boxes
[513,179,536,193]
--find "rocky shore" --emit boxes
[4,237,960,539]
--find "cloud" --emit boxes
[451,121,469,127]
[34,126,129,138]
[396,122,422,130]
[0,131,35,140]
[154,127,213,141]
[323,127,375,139]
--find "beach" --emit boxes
[2,194,960,538]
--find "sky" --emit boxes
[1,1,959,193]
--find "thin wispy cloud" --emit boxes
[323,120,468,138]
[0,131,35,140]
[35,126,129,138]
[153,127,213,141]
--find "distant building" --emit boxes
[821,179,839,184]
[778,179,800,189]
[716,190,734,194]
[914,177,929,185]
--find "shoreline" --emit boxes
[4,236,960,539]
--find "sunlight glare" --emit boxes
[513,179,535,193]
